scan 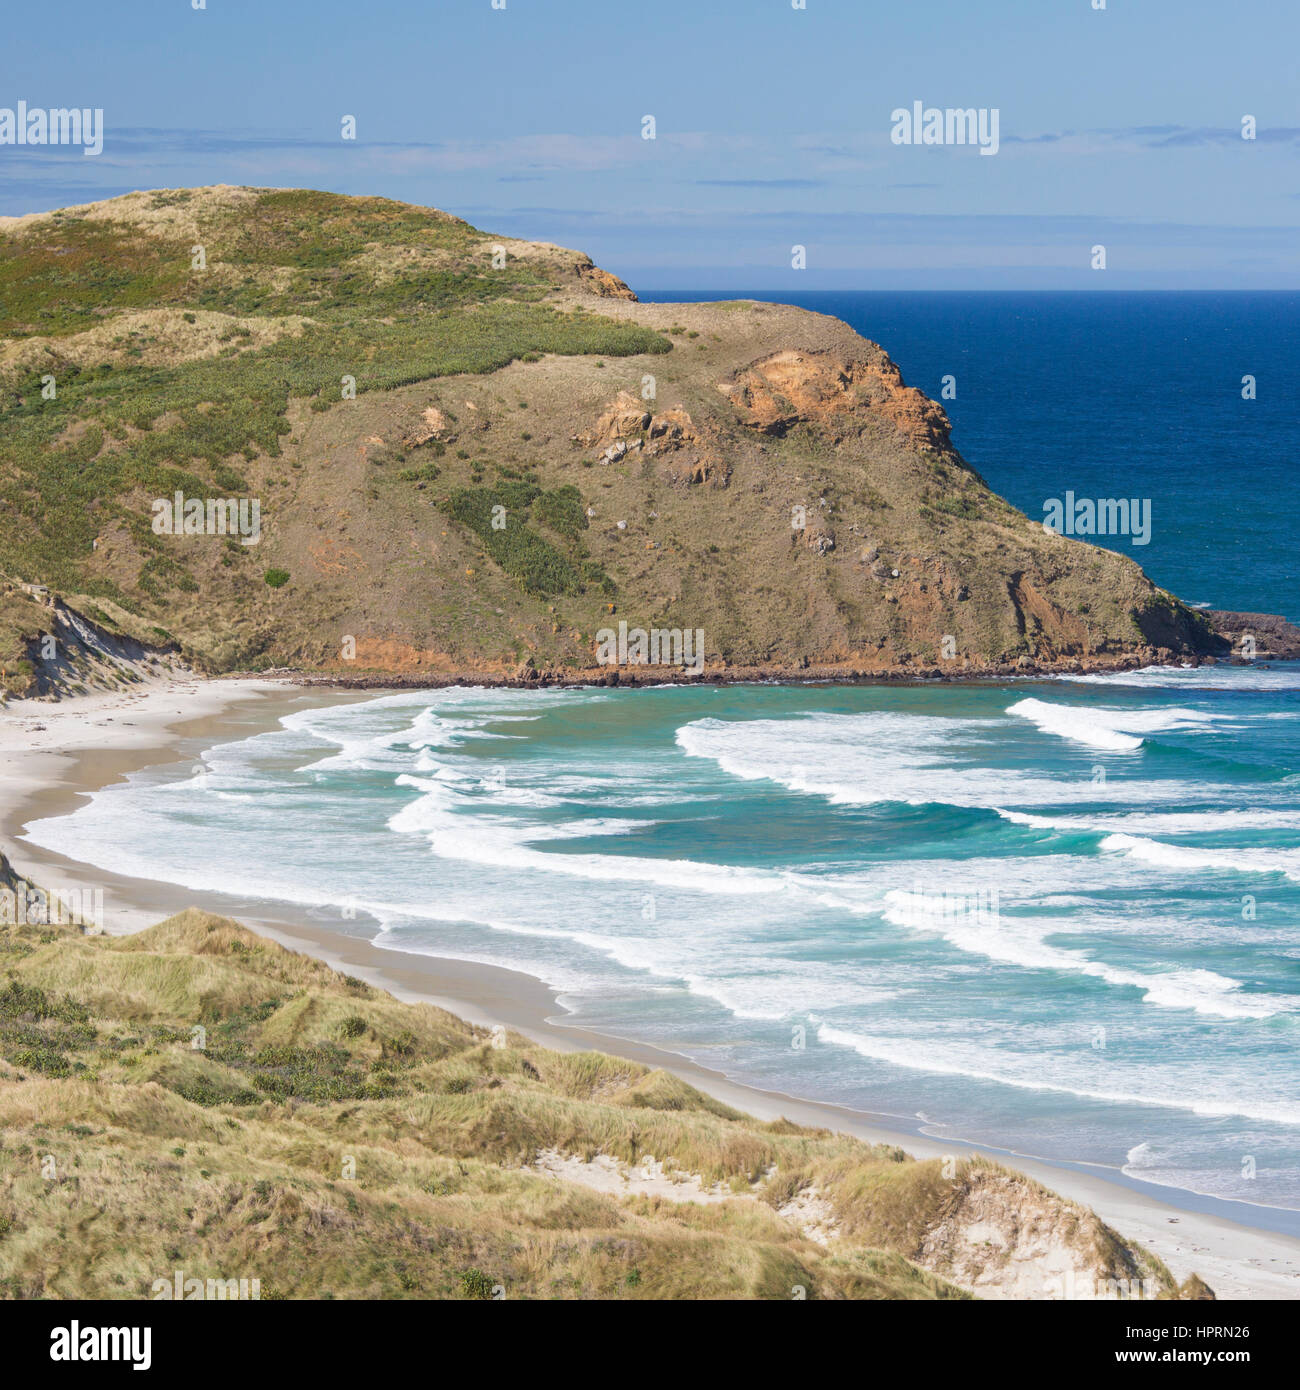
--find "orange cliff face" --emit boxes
[716,347,954,453]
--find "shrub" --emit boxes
[438,485,583,596]
[460,1269,496,1300]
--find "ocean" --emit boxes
[24,294,1300,1222]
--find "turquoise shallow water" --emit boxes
[25,666,1300,1213]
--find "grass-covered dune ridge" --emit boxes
[0,886,1211,1300]
[0,185,1222,688]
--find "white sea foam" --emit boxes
[676,712,1190,809]
[1114,1142,1254,1207]
[389,772,785,896]
[1006,697,1228,751]
[1060,664,1300,691]
[879,887,1286,1018]
[997,807,1300,834]
[1100,832,1300,884]
[814,1024,1300,1126]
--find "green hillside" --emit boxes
[0,185,1222,687]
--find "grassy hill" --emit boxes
[0,883,1211,1301]
[0,185,1222,690]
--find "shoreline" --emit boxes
[272,650,1260,691]
[3,676,1300,1299]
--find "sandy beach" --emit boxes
[3,674,1300,1300]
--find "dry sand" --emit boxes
[3,674,1299,1300]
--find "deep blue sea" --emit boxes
[25,294,1300,1221]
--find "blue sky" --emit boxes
[3,0,1298,287]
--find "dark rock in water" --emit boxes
[1207,610,1300,660]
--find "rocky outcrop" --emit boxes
[580,390,652,446]
[1208,610,1300,659]
[1008,574,1092,657]
[580,395,729,488]
[646,406,727,488]
[803,527,836,557]
[718,346,953,452]
[404,405,451,449]
[577,258,638,301]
